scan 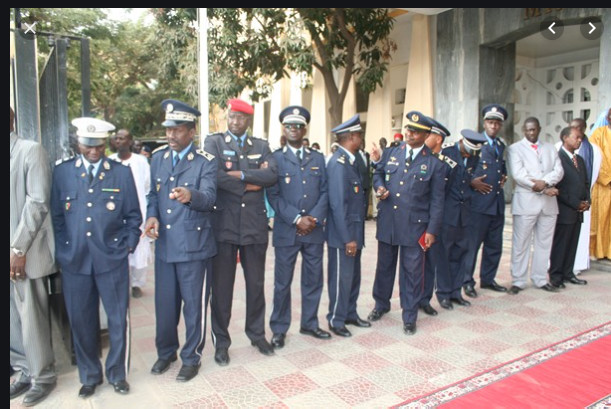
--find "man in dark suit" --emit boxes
[326,115,371,337]
[462,104,509,297]
[144,100,217,382]
[10,107,57,406]
[267,106,331,348]
[204,99,278,366]
[51,118,141,398]
[370,111,446,335]
[549,127,590,288]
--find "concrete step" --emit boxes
[591,258,611,273]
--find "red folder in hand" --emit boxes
[419,231,427,251]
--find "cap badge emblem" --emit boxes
[412,114,419,122]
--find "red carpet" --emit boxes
[397,323,611,409]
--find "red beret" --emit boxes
[393,133,403,141]
[227,98,254,115]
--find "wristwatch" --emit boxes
[12,248,25,257]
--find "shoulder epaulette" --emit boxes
[152,144,168,155]
[197,149,215,161]
[55,155,75,166]
[442,141,454,149]
[498,137,507,146]
[336,154,346,165]
[442,155,457,168]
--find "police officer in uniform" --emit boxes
[370,111,446,335]
[51,118,141,398]
[144,100,217,382]
[326,115,371,337]
[422,122,486,311]
[438,130,486,307]
[268,106,331,348]
[418,118,453,317]
[204,99,278,366]
[462,104,509,297]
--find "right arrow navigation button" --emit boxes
[581,17,603,40]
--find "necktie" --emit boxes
[406,149,413,165]
[296,149,302,163]
[88,164,94,184]
[572,155,579,170]
[173,154,180,169]
[238,138,244,150]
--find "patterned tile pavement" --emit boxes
[10,209,611,408]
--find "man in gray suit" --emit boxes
[507,117,564,294]
[10,106,57,406]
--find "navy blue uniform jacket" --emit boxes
[147,144,218,263]
[51,157,142,274]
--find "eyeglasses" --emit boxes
[284,124,305,130]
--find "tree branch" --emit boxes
[334,9,356,104]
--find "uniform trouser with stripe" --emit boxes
[419,238,446,306]
[211,242,268,349]
[371,241,399,311]
[10,277,56,385]
[327,247,362,328]
[270,242,324,334]
[62,262,129,385]
[511,213,557,288]
[440,224,470,299]
[399,245,425,325]
[154,258,210,366]
[462,212,504,287]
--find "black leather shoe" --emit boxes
[214,348,230,366]
[109,379,130,394]
[151,354,177,375]
[539,283,559,292]
[464,284,478,298]
[508,285,522,295]
[22,382,56,407]
[552,282,566,289]
[567,276,588,285]
[420,304,438,316]
[439,299,454,310]
[271,333,286,348]
[403,322,417,335]
[299,327,331,339]
[367,308,390,321]
[10,380,31,399]
[450,296,471,306]
[176,364,200,382]
[481,281,507,292]
[251,339,275,356]
[329,325,352,337]
[78,381,102,399]
[345,317,372,327]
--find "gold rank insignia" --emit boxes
[187,152,194,161]
[103,161,110,170]
[106,201,115,211]
[225,135,232,143]
[337,156,346,164]
[75,158,82,167]
[164,151,170,159]
[156,182,160,192]
[99,172,105,180]
[81,172,86,178]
